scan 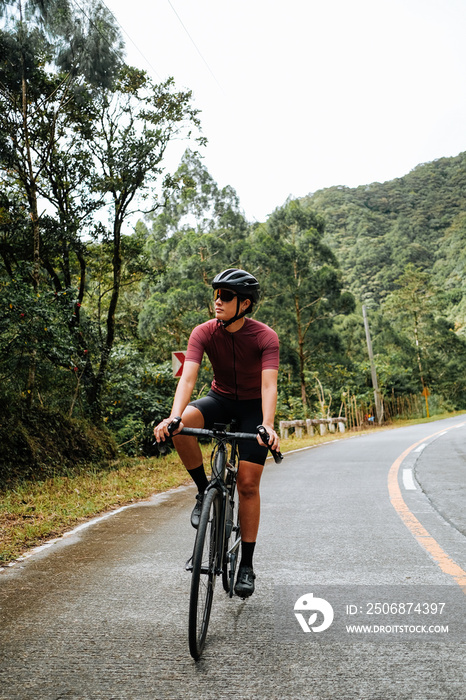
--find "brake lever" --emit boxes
[152,416,182,448]
[256,425,284,464]
[167,416,182,435]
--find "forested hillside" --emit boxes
[304,152,466,330]
[1,1,465,484]
[299,152,466,416]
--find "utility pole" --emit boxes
[362,305,383,424]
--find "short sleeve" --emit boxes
[260,328,280,370]
[185,324,207,365]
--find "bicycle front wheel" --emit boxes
[188,487,221,660]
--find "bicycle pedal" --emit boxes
[185,556,193,572]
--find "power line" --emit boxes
[166,0,223,92]
[71,0,164,82]
[74,0,223,93]
[101,2,164,81]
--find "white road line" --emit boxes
[402,468,417,490]
[413,442,427,453]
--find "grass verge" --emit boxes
[1,412,464,566]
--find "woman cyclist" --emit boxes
[154,268,280,598]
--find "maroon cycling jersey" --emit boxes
[185,318,279,400]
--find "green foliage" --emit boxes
[0,275,86,406]
[0,0,124,89]
[139,151,250,355]
[102,349,177,456]
[0,11,205,477]
[302,154,466,409]
[0,30,203,415]
[0,403,116,489]
[250,198,355,410]
[305,152,466,328]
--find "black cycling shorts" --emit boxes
[188,390,268,466]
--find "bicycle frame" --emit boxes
[210,431,242,595]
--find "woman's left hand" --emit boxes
[257,424,280,452]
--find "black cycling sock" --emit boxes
[240,541,256,569]
[188,465,209,493]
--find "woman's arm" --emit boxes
[259,368,280,451]
[171,360,200,417]
[154,360,200,442]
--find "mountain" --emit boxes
[303,151,466,332]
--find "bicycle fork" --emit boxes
[185,484,227,576]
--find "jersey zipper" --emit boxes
[231,334,238,400]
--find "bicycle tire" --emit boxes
[188,487,220,660]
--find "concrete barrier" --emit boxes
[279,418,346,439]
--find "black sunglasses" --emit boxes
[214,288,237,302]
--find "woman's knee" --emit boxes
[237,483,259,501]
[237,462,263,499]
[180,405,204,428]
[171,407,204,466]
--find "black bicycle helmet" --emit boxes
[211,268,260,304]
[212,268,260,328]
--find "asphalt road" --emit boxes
[1,416,465,699]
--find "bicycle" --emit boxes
[166,417,283,660]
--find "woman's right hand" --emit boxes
[153,416,182,442]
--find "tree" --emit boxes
[382,264,466,405]
[139,151,249,357]
[0,0,123,88]
[0,0,123,405]
[81,71,204,415]
[249,199,354,411]
[0,0,123,285]
[0,14,203,417]
[384,265,437,391]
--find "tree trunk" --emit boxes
[92,218,122,418]
[21,33,40,407]
[21,61,40,289]
[295,294,307,412]
[413,310,425,389]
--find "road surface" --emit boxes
[1,416,465,699]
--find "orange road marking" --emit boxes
[387,424,466,593]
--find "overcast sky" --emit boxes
[103,0,466,223]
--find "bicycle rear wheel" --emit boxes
[188,487,220,659]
